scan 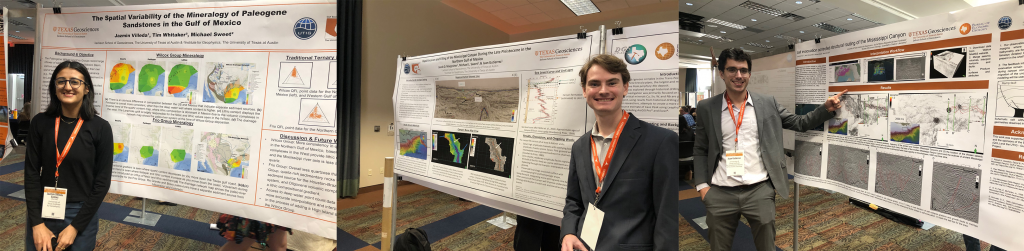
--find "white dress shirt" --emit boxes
[695,94,769,192]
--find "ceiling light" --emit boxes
[861,0,916,20]
[699,40,703,41]
[721,31,727,33]
[560,0,601,16]
[813,22,849,33]
[796,1,802,4]
[27,17,32,19]
[686,2,693,5]
[15,31,19,32]
[963,0,1010,7]
[747,42,774,49]
[706,24,718,28]
[706,18,747,29]
[751,19,757,21]
[799,31,805,33]
[847,18,853,20]
[766,40,770,42]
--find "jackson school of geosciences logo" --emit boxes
[294,17,317,40]
[959,23,971,35]
[655,43,675,60]
[624,44,646,65]
[326,16,337,41]
[999,16,1012,30]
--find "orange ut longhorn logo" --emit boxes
[959,23,971,35]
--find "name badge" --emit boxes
[725,151,745,176]
[42,187,67,220]
[580,203,605,250]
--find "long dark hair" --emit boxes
[45,61,98,120]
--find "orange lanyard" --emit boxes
[590,110,629,195]
[725,94,748,143]
[54,117,84,182]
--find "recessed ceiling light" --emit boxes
[686,2,693,5]
[560,0,601,16]
[766,40,770,42]
[721,31,727,33]
[799,31,805,33]
[699,40,703,41]
[847,18,853,20]
[27,17,32,19]
[795,1,802,4]
[706,24,718,28]
[15,31,19,32]
[751,19,757,21]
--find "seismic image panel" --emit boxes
[468,135,515,178]
[794,140,822,177]
[874,152,923,206]
[398,129,429,160]
[431,130,471,168]
[826,145,870,190]
[930,163,981,223]
[434,77,520,123]
[895,56,926,80]
[827,94,888,139]
[890,93,986,152]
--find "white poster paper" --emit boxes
[34,0,337,239]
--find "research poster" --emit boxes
[34,0,337,239]
[794,1,1023,248]
[391,21,678,224]
[1,8,13,160]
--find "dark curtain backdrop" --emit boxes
[9,44,34,104]
[684,68,696,93]
[339,0,361,198]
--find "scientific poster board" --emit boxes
[33,0,338,239]
[391,21,678,224]
[0,8,13,160]
[794,2,1023,248]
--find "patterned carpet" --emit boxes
[337,179,999,251]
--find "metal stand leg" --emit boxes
[793,183,800,251]
[124,198,162,226]
[488,211,518,229]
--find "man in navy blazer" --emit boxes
[560,54,678,251]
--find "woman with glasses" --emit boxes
[25,61,112,251]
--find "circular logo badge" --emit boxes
[403,63,411,74]
[999,16,1012,30]
[294,17,318,40]
[624,44,647,65]
[959,23,971,35]
[654,43,675,60]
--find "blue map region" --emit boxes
[230,162,248,178]
[172,73,198,98]
[112,72,135,94]
[197,160,213,173]
[173,153,192,171]
[143,73,166,96]
[404,146,428,160]
[114,147,129,162]
[142,149,159,166]
[234,90,248,104]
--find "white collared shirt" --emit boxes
[695,94,769,192]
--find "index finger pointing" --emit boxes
[835,89,849,97]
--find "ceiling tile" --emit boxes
[545,7,577,19]
[505,17,533,26]
[842,20,875,31]
[730,29,756,39]
[771,1,803,13]
[511,4,543,15]
[492,9,522,20]
[692,4,729,17]
[717,7,757,23]
[497,0,531,7]
[625,0,660,7]
[733,12,775,28]
[826,16,857,26]
[790,2,834,18]
[594,0,630,11]
[750,0,783,6]
[822,9,852,19]
[534,0,566,11]
[524,13,554,23]
[475,0,510,12]
[679,0,713,10]
[754,17,790,30]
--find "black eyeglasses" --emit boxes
[56,78,85,88]
[724,67,751,75]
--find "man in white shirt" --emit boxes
[692,48,846,250]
